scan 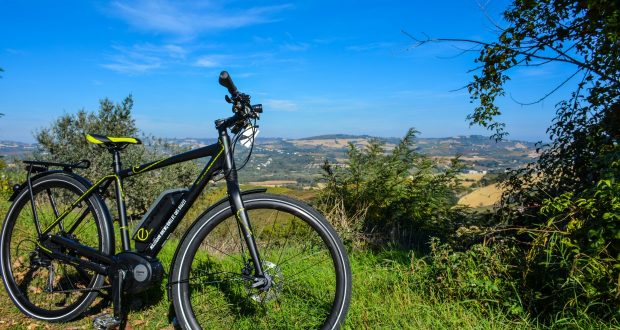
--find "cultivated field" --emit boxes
[458,173,485,187]
[458,183,503,207]
[247,180,297,187]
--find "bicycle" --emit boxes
[0,72,352,329]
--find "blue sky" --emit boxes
[0,0,574,143]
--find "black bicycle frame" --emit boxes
[36,125,265,277]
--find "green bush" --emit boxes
[521,160,620,318]
[419,238,523,315]
[317,128,464,247]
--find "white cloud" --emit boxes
[101,60,161,74]
[281,42,310,52]
[195,56,221,68]
[101,43,188,74]
[109,1,292,38]
[265,99,298,111]
[347,42,395,52]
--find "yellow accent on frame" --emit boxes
[132,158,166,174]
[197,147,224,182]
[235,208,253,236]
[37,243,52,254]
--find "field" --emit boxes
[457,173,486,188]
[0,145,606,329]
[247,180,297,187]
[458,183,503,207]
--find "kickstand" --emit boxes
[113,269,127,329]
[93,268,126,330]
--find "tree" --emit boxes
[36,96,197,217]
[410,0,619,319]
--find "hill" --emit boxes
[0,135,538,188]
[163,134,538,188]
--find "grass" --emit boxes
[0,196,617,329]
[0,245,617,329]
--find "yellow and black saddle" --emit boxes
[86,133,142,149]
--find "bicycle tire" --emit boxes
[170,193,351,329]
[0,172,114,322]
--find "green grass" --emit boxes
[1,245,616,329]
[0,198,617,329]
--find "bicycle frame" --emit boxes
[31,124,266,277]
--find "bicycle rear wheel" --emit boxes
[170,193,351,329]
[0,173,113,322]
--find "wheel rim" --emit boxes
[181,202,342,329]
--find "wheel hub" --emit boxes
[244,261,283,303]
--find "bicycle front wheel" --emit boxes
[170,193,351,329]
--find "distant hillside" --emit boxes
[0,135,539,187]
[301,134,376,140]
[0,141,37,157]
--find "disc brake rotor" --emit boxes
[245,261,283,303]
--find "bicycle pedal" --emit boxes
[93,314,121,330]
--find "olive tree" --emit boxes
[36,95,197,216]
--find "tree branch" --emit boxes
[510,68,583,106]
[403,32,620,85]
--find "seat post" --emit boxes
[111,149,131,251]
[111,149,122,175]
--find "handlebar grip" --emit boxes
[219,71,238,96]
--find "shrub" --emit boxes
[317,128,464,247]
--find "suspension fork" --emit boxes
[219,129,265,277]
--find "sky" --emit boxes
[0,0,575,143]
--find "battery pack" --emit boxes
[132,188,187,251]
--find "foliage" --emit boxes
[35,95,197,216]
[455,0,620,320]
[485,0,620,319]
[407,0,620,320]
[419,238,523,315]
[0,158,12,198]
[465,0,620,140]
[519,162,620,318]
[317,128,464,247]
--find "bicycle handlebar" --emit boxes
[215,70,262,132]
[219,71,238,96]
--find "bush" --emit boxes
[418,238,523,315]
[317,128,464,247]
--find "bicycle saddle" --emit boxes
[86,133,142,148]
